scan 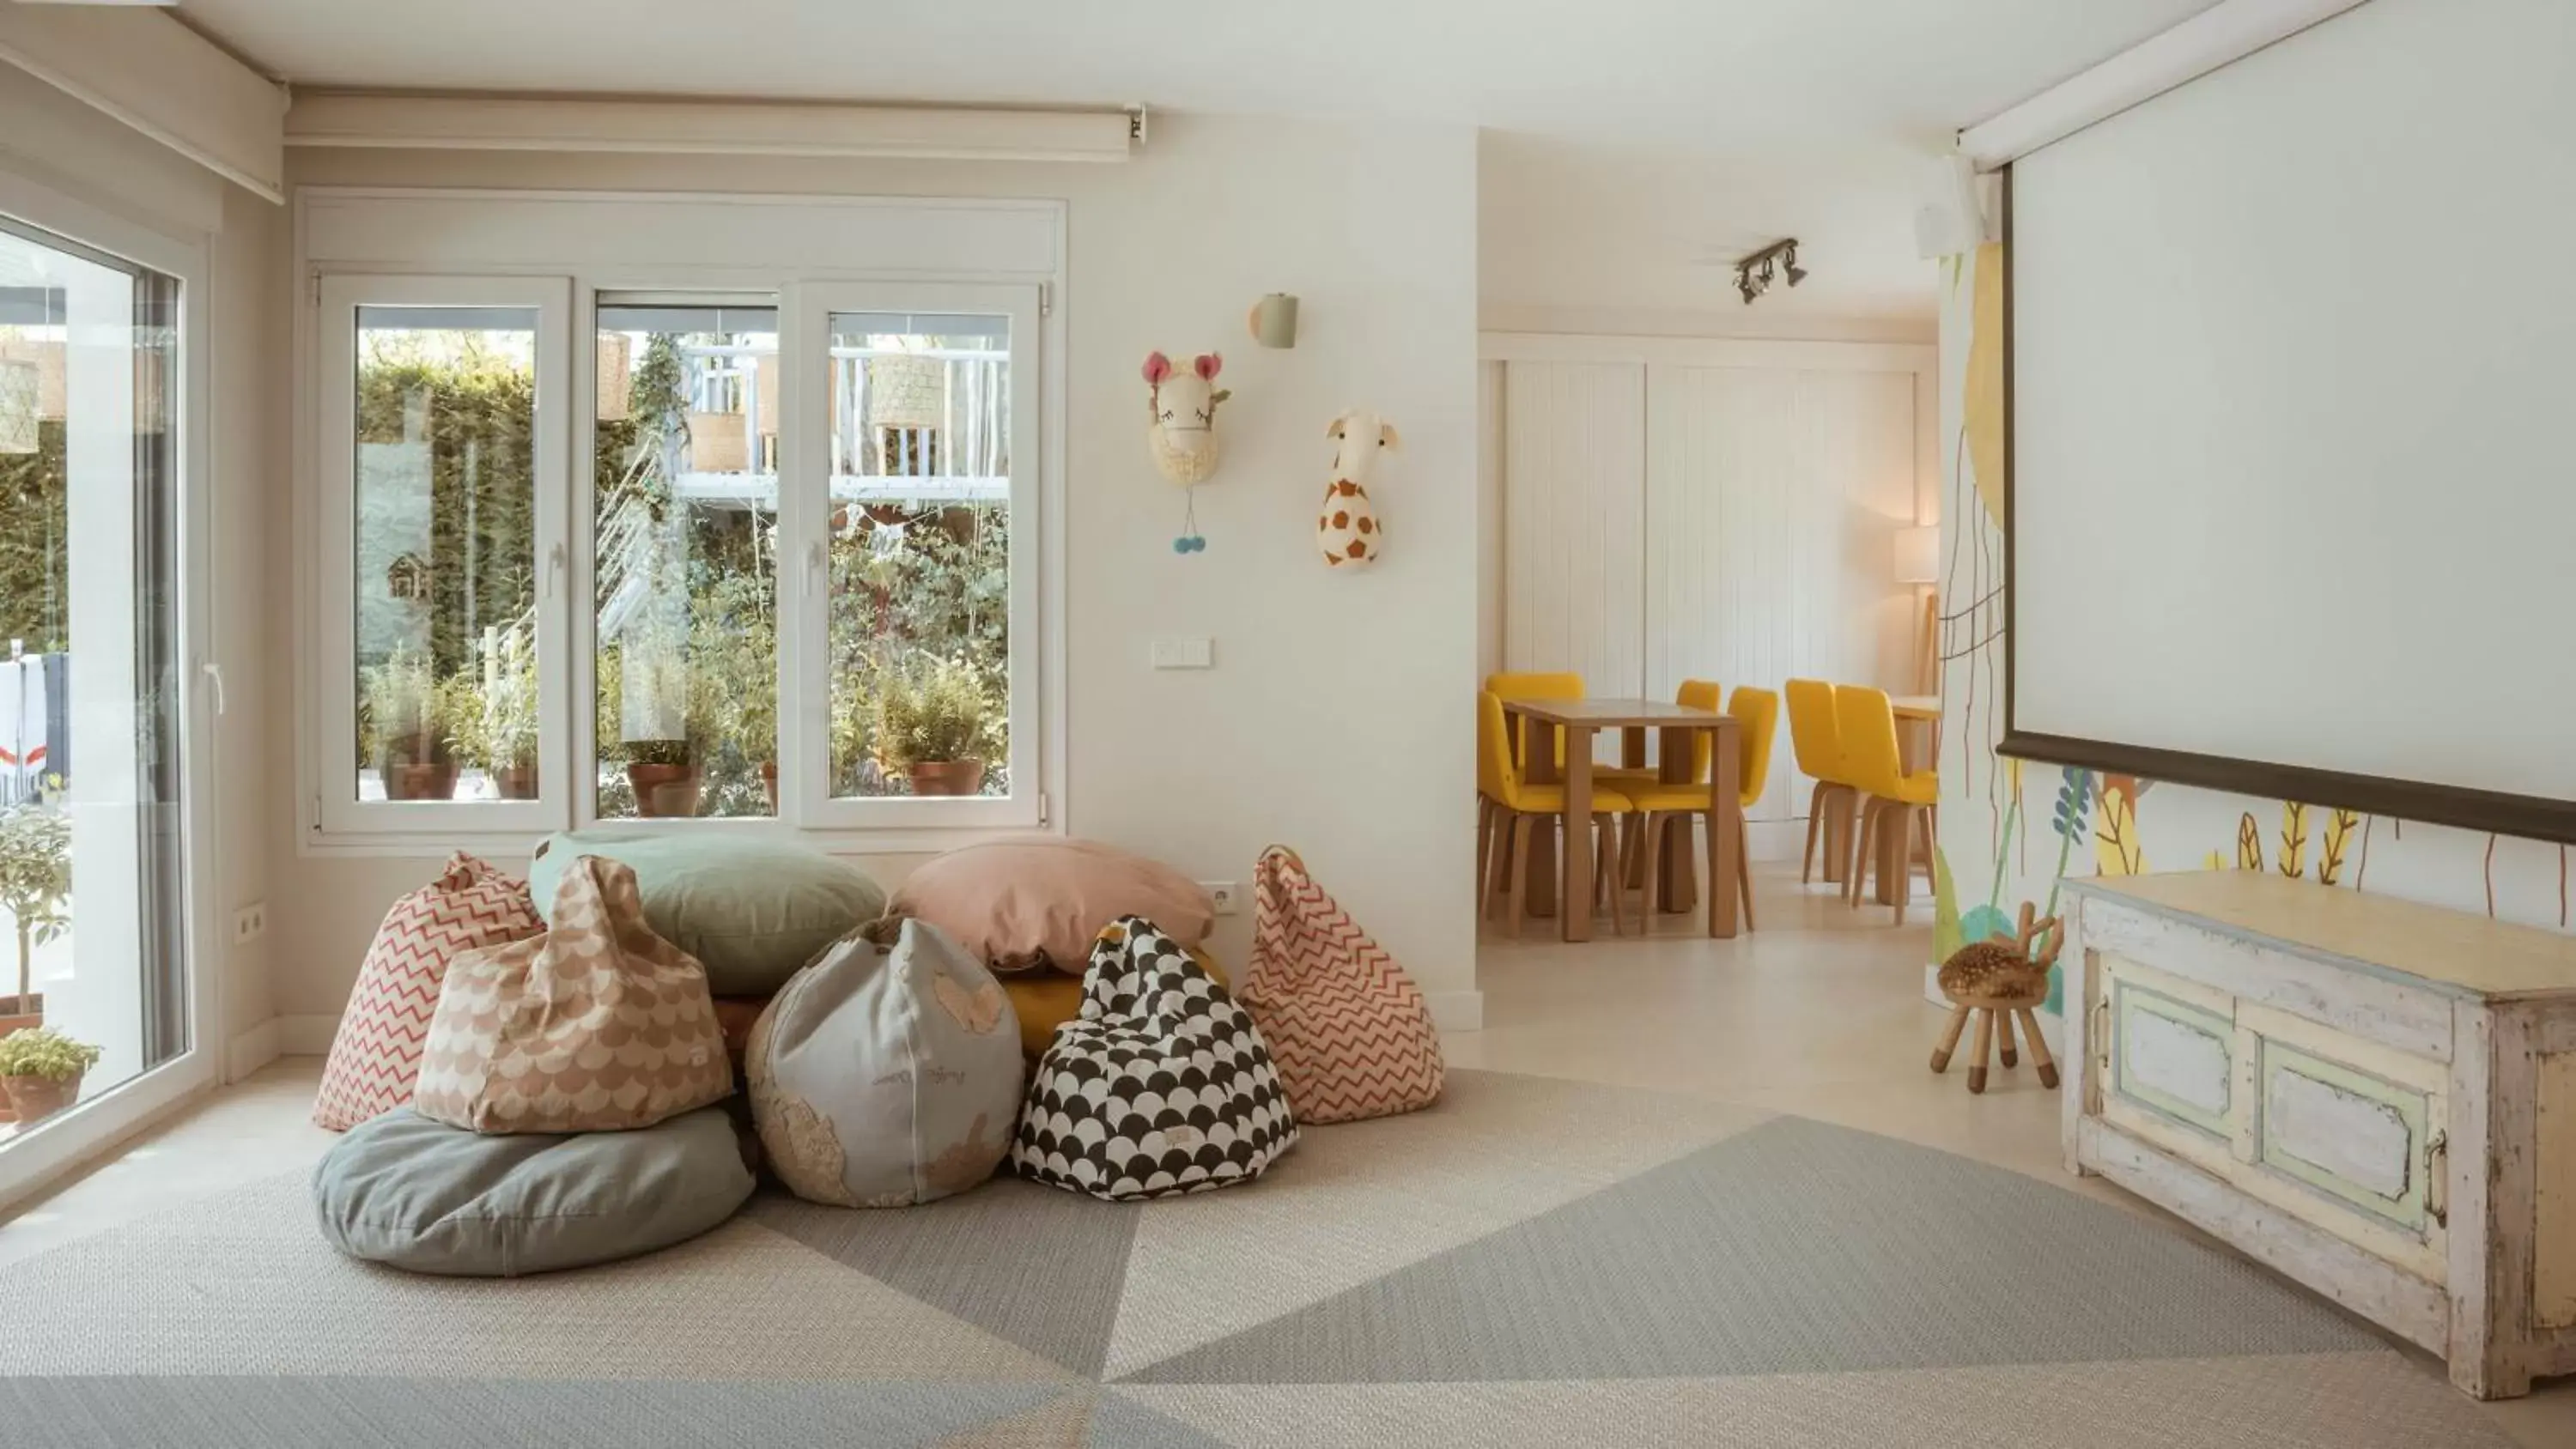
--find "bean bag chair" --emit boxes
[1011,917,1297,1201]
[747,918,1024,1208]
[313,853,543,1131]
[528,832,887,997]
[313,1106,752,1276]
[413,855,732,1135]
[890,839,1214,976]
[1238,846,1444,1124]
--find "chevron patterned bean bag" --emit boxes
[1010,917,1296,1201]
[1236,846,1444,1124]
[313,853,544,1131]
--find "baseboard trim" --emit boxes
[1426,989,1484,1034]
[276,1013,340,1057]
[225,1019,282,1082]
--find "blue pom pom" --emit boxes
[1172,536,1191,555]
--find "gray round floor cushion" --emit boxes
[747,916,1025,1208]
[313,1106,753,1277]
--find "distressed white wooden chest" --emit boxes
[2064,871,2576,1399]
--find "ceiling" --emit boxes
[182,0,2221,327]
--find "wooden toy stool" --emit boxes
[1932,904,2063,1094]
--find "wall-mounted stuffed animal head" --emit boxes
[1327,409,1401,486]
[1144,351,1230,486]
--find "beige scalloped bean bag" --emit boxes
[747,917,1025,1208]
[412,854,732,1135]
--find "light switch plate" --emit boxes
[1151,637,1214,670]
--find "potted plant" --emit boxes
[476,633,541,801]
[0,795,70,1041]
[877,656,995,797]
[624,738,701,817]
[366,641,457,801]
[0,1026,101,1126]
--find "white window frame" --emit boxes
[788,279,1042,831]
[311,274,574,840]
[0,164,220,1214]
[294,189,1068,857]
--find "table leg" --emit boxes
[1563,726,1597,943]
[1709,723,1741,938]
[1523,718,1562,918]
[1621,726,1649,888]
[1655,724,1698,913]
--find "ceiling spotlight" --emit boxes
[1734,238,1805,305]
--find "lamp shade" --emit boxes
[1893,524,1940,585]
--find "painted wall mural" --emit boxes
[1933,243,2573,1015]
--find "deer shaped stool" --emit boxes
[1931,904,2063,1094]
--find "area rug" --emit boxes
[0,1070,2511,1447]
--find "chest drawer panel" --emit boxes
[2257,1040,2429,1232]
[2112,976,2236,1140]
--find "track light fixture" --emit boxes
[1734,239,1806,305]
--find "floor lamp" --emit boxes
[1895,525,1940,695]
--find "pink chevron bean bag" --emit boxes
[1236,846,1444,1124]
[313,853,544,1131]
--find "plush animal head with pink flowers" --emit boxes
[1143,350,1230,486]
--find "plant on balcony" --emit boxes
[0,1024,102,1125]
[0,792,70,1031]
[876,655,996,797]
[453,628,540,800]
[362,640,458,801]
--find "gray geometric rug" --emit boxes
[0,1070,2509,1447]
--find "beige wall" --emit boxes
[269,112,1484,1033]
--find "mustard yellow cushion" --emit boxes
[1003,949,1228,1059]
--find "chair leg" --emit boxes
[1997,1003,2019,1068]
[1801,783,1826,884]
[1735,813,1755,931]
[1483,808,1513,921]
[1890,803,1911,927]
[1484,797,1504,911]
[1930,1004,1971,1073]
[1967,1008,1995,1094]
[2017,1009,2060,1089]
[1635,810,1662,919]
[1599,815,1629,937]
[1846,801,1878,908]
[1505,815,1534,938]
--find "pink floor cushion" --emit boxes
[1010,916,1297,1201]
[1238,846,1445,1124]
[312,853,544,1131]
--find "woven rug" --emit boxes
[0,1070,2508,1447]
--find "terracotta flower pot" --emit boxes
[759,761,779,814]
[905,759,986,797]
[0,995,41,1125]
[492,764,540,801]
[3,1069,82,1127]
[627,762,702,818]
[385,763,459,802]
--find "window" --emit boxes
[310,271,1046,844]
[0,214,189,1150]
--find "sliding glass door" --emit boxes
[0,211,193,1168]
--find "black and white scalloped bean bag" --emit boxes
[1010,916,1297,1201]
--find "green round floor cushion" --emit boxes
[528,831,887,996]
[748,917,1025,1207]
[312,1106,754,1277]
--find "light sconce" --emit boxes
[1735,238,1807,306]
[1248,293,1299,349]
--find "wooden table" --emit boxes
[1498,697,1741,943]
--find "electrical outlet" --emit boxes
[232,901,267,946]
[1202,881,1240,916]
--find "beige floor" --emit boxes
[2,860,2570,1445]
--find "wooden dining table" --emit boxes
[1498,697,1742,943]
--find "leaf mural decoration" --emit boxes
[2318,809,2361,888]
[2279,802,2310,880]
[2237,813,2265,872]
[2042,767,2093,920]
[2095,775,2148,877]
[1933,847,1965,966]
[1964,242,2008,527]
[2205,851,2228,870]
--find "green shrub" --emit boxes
[877,656,995,767]
[0,1026,101,1081]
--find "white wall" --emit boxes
[269,112,1484,1035]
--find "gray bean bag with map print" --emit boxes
[746,916,1024,1207]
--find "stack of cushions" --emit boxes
[314,855,752,1276]
[1012,916,1297,1201]
[747,917,1024,1207]
[891,839,1218,1056]
[312,853,543,1131]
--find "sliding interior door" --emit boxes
[1500,361,1643,765]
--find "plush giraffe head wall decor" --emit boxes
[1317,409,1400,568]
[1144,351,1229,554]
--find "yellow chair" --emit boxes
[1479,690,1638,937]
[1598,678,1722,792]
[1613,686,1779,930]
[1783,679,1859,886]
[1833,684,1938,924]
[1483,670,1584,773]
